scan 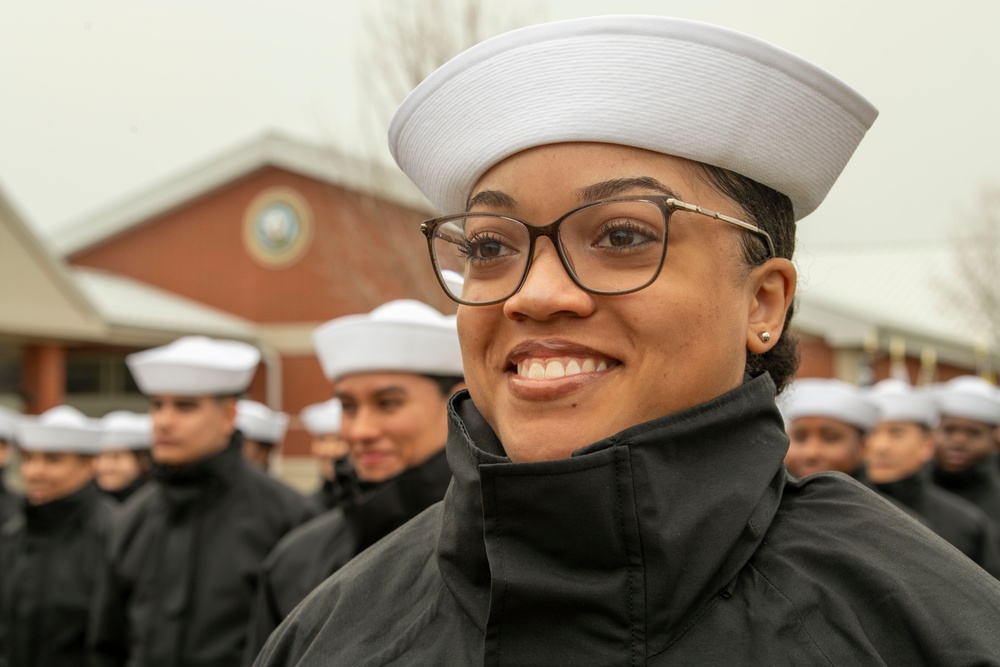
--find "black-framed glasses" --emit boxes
[420,195,776,306]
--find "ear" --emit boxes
[918,431,936,464]
[219,397,238,433]
[746,258,796,354]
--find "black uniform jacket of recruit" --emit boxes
[934,456,1000,528]
[0,481,116,667]
[872,472,1000,576]
[244,449,452,662]
[90,433,315,667]
[256,375,1000,666]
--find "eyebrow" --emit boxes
[336,386,409,402]
[467,189,516,211]
[465,176,680,212]
[577,177,680,202]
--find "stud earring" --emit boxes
[759,331,771,343]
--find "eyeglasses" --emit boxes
[420,195,775,306]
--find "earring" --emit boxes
[759,331,771,343]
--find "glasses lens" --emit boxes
[558,200,667,293]
[431,215,530,303]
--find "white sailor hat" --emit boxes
[300,399,343,436]
[99,411,153,450]
[390,15,877,221]
[0,406,19,443]
[313,299,463,382]
[236,400,289,445]
[779,378,878,432]
[934,375,1000,425]
[441,270,465,301]
[17,405,102,454]
[126,336,261,396]
[867,379,939,428]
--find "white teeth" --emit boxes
[545,360,566,379]
[517,357,613,379]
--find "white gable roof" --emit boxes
[794,243,989,367]
[73,268,257,342]
[0,181,107,340]
[50,131,432,256]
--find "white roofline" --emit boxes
[0,180,107,339]
[51,131,432,256]
[72,267,259,343]
[795,294,986,369]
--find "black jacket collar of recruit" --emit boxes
[437,374,789,659]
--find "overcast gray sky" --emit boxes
[2,0,998,253]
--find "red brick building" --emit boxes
[49,133,451,461]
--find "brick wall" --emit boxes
[69,167,454,321]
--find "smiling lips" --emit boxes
[515,356,611,380]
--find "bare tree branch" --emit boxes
[943,187,1000,355]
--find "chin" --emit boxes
[501,428,593,463]
[499,407,635,462]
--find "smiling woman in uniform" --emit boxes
[254,15,1000,666]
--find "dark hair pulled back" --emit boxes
[698,164,800,395]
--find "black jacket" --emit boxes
[90,434,314,667]
[256,377,1000,666]
[306,458,359,514]
[873,472,1000,576]
[101,473,151,505]
[934,456,1000,527]
[0,477,18,528]
[244,449,451,663]
[0,481,116,667]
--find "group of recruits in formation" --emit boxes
[5,12,1000,667]
[781,376,1000,576]
[0,299,461,666]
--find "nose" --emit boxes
[343,406,380,446]
[20,456,42,482]
[151,406,172,435]
[798,437,823,463]
[502,238,595,321]
[864,434,888,458]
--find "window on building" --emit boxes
[65,352,141,396]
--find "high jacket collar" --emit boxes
[933,455,1000,492]
[152,432,244,513]
[436,374,790,663]
[24,480,101,534]
[872,470,927,508]
[345,448,452,553]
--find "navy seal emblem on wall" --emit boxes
[243,187,314,268]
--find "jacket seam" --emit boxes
[613,446,637,667]
[492,474,507,664]
[746,561,837,666]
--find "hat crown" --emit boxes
[126,335,261,396]
[39,405,92,428]
[867,379,939,427]
[99,411,152,448]
[390,14,876,222]
[935,375,1000,424]
[19,405,102,453]
[369,299,454,326]
[312,299,462,382]
[779,378,878,431]
[236,400,289,444]
[300,399,343,435]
